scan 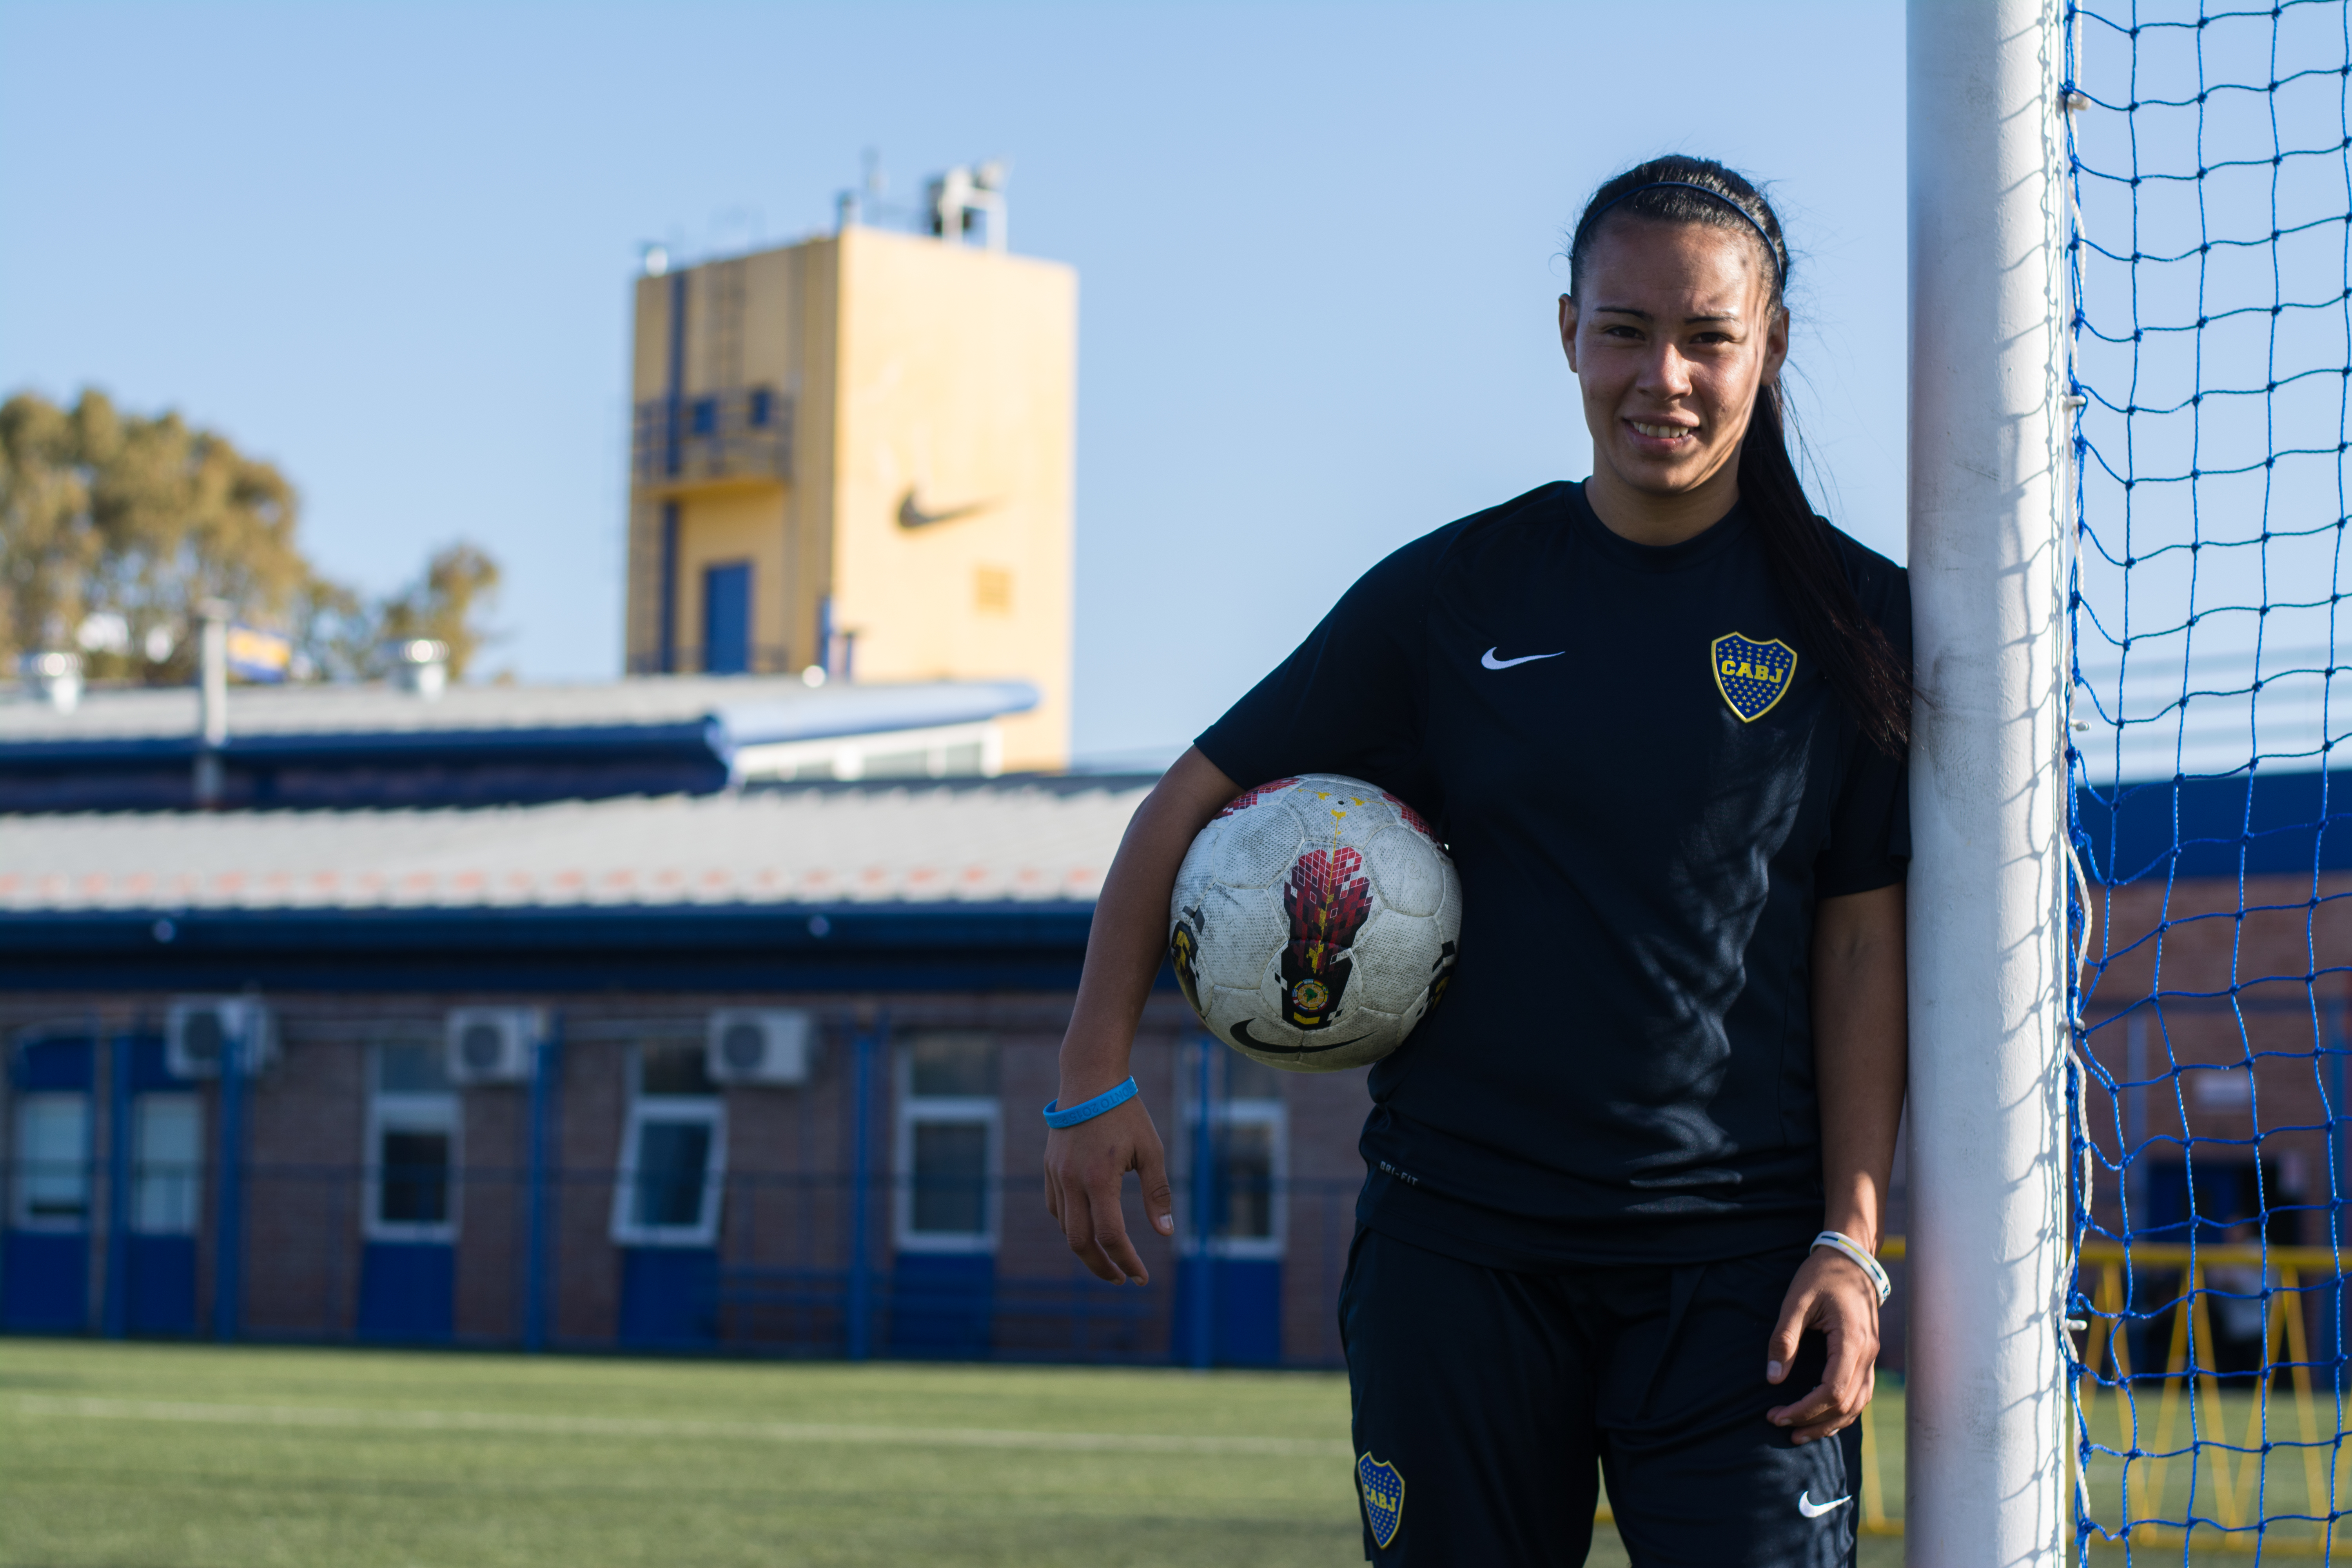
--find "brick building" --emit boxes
[0,778,1370,1367]
[2071,770,2352,1372]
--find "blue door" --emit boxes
[1170,1069,1288,1367]
[360,1043,460,1342]
[889,1253,995,1356]
[702,562,752,674]
[4,1038,94,1332]
[115,1054,204,1337]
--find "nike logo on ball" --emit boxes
[1480,647,1564,669]
[1797,1490,1851,1519]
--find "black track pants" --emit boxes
[1339,1227,1865,1567]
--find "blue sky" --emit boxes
[2068,5,2352,784]
[0,1,1906,762]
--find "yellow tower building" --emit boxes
[622,173,1076,771]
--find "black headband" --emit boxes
[1579,180,1785,286]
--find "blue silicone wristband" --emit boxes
[1042,1075,1139,1129]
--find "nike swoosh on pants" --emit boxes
[1797,1490,1851,1519]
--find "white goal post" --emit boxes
[1904,2,2072,1564]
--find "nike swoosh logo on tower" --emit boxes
[897,489,993,531]
[1796,1490,1852,1519]
[1480,647,1565,670]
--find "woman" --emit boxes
[1042,155,1909,1568]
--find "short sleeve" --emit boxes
[1814,551,1913,898]
[1193,528,1450,814]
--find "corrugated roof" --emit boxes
[0,676,1038,748]
[0,779,1149,913]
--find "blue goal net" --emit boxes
[2066,0,2352,1557]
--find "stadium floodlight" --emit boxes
[1906,2,2071,1563]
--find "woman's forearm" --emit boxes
[1056,746,1239,1101]
[1811,882,1908,1250]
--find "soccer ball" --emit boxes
[1167,774,1462,1073]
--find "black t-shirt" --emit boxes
[1194,480,1911,1269]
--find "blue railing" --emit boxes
[631,386,792,488]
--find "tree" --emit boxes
[0,389,309,681]
[287,573,377,684]
[376,543,502,679]
[291,545,503,683]
[0,388,500,684]
[0,392,102,664]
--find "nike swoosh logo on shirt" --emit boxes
[1480,647,1565,670]
[1797,1490,1851,1519]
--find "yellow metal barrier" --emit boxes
[2073,1238,2347,1556]
[1589,1236,2350,1555]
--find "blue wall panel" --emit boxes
[357,1242,455,1343]
[2077,769,2352,883]
[619,1248,718,1348]
[2,1231,89,1332]
[888,1253,995,1357]
[126,1235,197,1336]
[11,1038,93,1091]
[1171,1258,1283,1368]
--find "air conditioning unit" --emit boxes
[165,997,276,1079]
[706,1009,813,1085]
[445,1007,544,1084]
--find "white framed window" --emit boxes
[365,1044,460,1242]
[893,1033,1000,1254]
[9,1093,91,1231]
[131,1094,203,1236]
[611,1044,725,1247]
[1180,1052,1288,1261]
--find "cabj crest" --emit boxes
[1711,632,1798,722]
[1357,1452,1405,1548]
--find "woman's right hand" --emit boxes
[1038,746,1241,1286]
[1043,1094,1174,1284]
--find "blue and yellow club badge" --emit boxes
[1357,1452,1405,1549]
[1711,632,1798,722]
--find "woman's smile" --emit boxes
[1627,417,1700,445]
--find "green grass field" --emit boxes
[0,1341,1919,1566]
[2073,1378,2352,1562]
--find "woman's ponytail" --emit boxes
[1737,382,1912,757]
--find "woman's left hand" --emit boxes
[1762,1246,1881,1444]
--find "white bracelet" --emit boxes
[1813,1230,1892,1305]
